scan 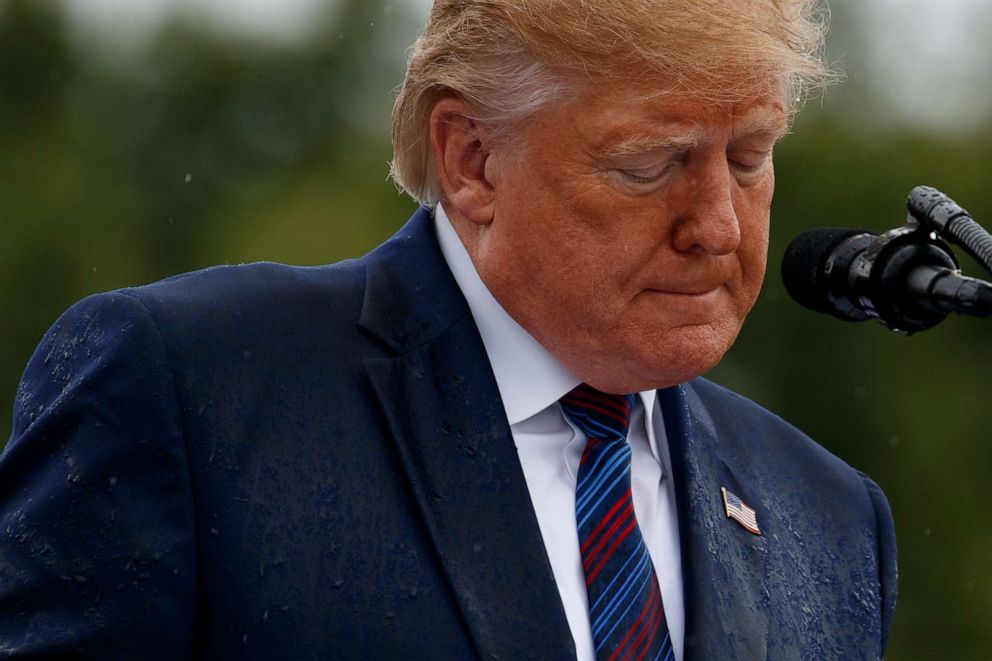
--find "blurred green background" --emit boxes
[1,0,989,657]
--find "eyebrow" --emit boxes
[599,131,702,159]
[733,111,791,141]
[598,112,789,160]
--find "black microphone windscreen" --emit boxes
[781,227,868,314]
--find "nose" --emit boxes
[671,158,741,256]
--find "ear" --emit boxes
[429,97,496,226]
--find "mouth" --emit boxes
[643,284,725,298]
[634,288,726,314]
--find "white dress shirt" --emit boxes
[434,205,685,660]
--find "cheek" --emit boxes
[744,220,769,275]
[726,195,770,318]
[738,218,770,314]
[522,186,641,283]
[735,184,772,268]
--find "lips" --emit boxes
[641,266,735,297]
[648,285,723,296]
[642,278,729,296]
[635,258,738,300]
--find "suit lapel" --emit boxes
[659,383,769,660]
[360,209,575,660]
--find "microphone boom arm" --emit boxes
[907,186,992,275]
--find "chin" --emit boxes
[583,348,722,395]
[555,321,741,394]
[628,325,738,390]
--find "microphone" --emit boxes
[781,225,992,333]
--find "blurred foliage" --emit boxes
[1,0,990,658]
[0,0,418,437]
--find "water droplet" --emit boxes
[923,527,932,537]
[184,173,192,183]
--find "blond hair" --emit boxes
[391,0,832,205]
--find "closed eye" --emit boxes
[619,165,669,184]
[616,150,688,185]
[729,150,773,174]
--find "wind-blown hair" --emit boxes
[391,0,832,205]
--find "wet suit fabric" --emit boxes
[0,207,896,659]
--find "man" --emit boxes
[0,1,895,659]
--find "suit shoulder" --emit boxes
[108,260,366,341]
[37,259,378,386]
[685,377,869,490]
[687,377,805,435]
[121,259,366,314]
[686,377,806,433]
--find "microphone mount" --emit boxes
[823,222,959,333]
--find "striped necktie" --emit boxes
[560,383,672,661]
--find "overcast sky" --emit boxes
[58,0,992,134]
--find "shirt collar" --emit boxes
[434,204,664,466]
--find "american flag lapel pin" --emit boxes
[721,487,761,535]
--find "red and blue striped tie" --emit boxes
[560,383,672,661]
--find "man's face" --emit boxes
[472,81,788,393]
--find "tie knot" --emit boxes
[559,383,636,443]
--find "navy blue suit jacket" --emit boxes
[0,207,896,659]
